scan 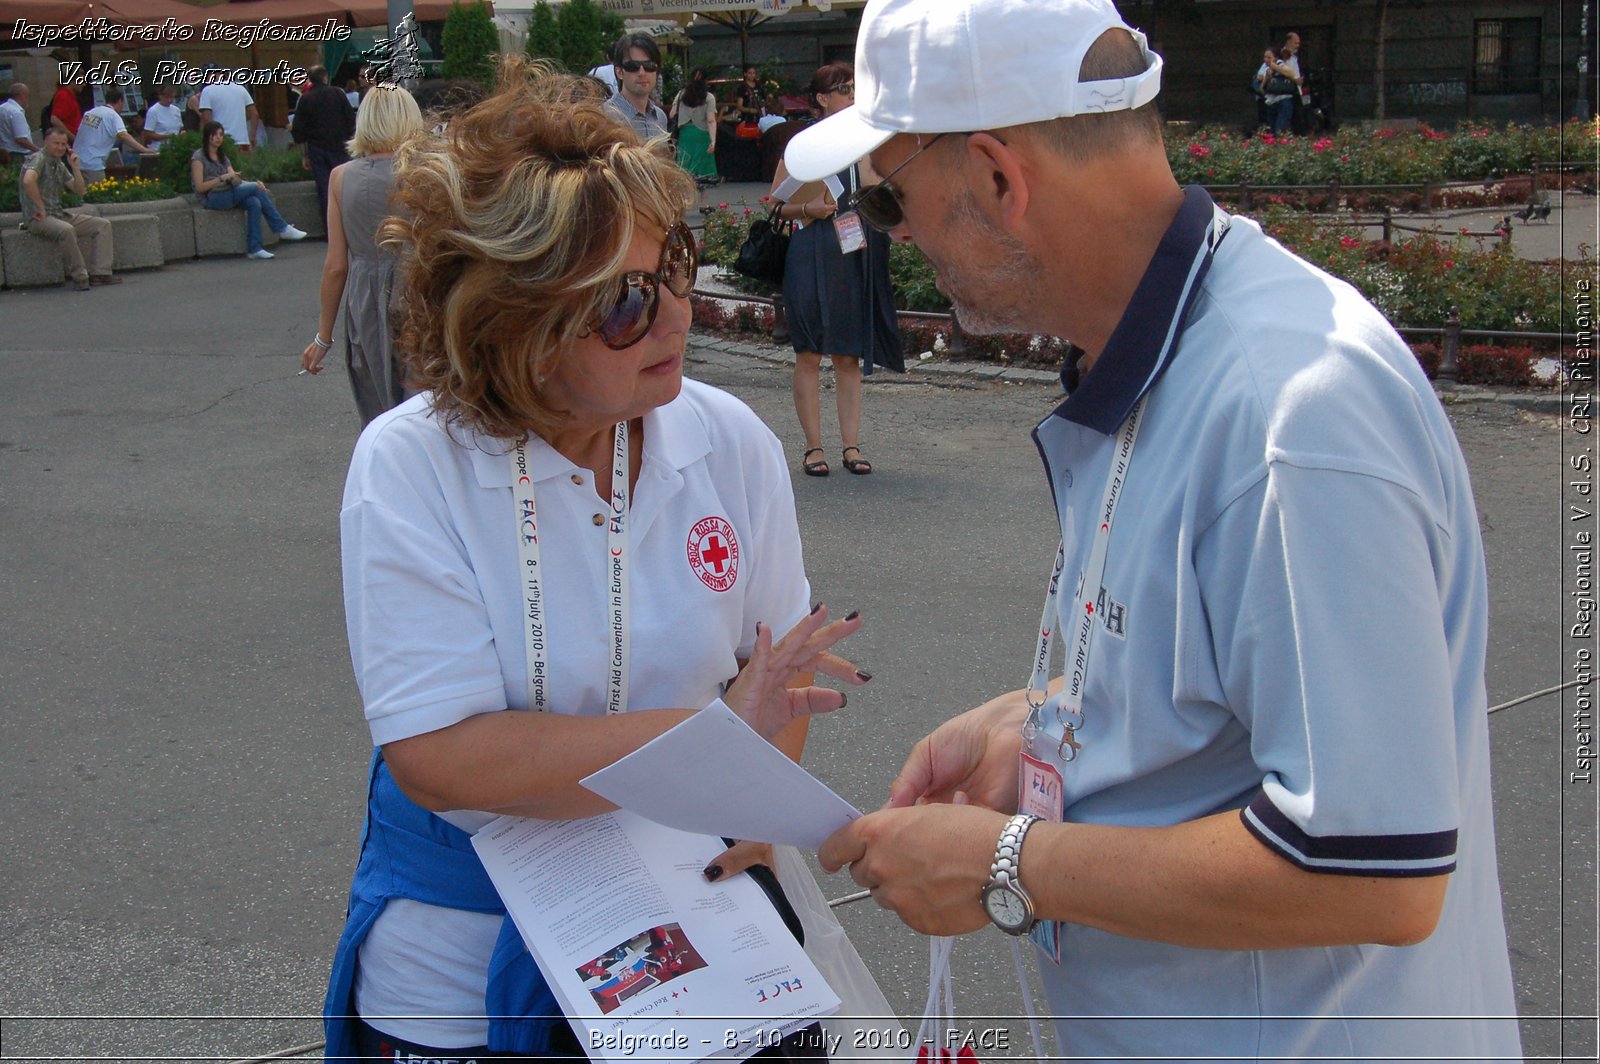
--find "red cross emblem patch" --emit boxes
[687,516,739,592]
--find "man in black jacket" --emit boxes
[291,66,356,224]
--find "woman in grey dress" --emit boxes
[300,84,425,424]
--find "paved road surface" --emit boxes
[0,239,1592,1061]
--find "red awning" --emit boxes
[204,0,479,29]
[338,0,468,24]
[1,0,210,47]
[4,0,90,23]
[86,0,214,25]
[198,0,355,28]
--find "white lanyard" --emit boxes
[1023,396,1147,762]
[512,421,631,715]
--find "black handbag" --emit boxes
[733,203,793,287]
[1264,73,1296,95]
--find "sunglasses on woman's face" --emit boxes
[853,132,949,232]
[618,60,659,73]
[584,222,697,350]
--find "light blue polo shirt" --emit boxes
[1028,186,1521,1060]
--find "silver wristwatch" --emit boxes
[980,813,1040,935]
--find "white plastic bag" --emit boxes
[772,845,907,1060]
[908,936,1046,1064]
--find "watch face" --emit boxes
[982,884,1031,932]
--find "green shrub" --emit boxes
[157,133,302,192]
[3,155,83,211]
[693,128,1586,371]
[157,131,220,192]
[889,242,945,311]
[555,0,622,75]
[659,53,682,108]
[698,200,776,295]
[1,157,19,212]
[700,200,953,310]
[524,0,561,64]
[1256,205,1567,334]
[238,146,308,183]
[1167,117,1598,191]
[441,0,499,86]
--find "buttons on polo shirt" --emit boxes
[592,513,604,526]
[572,474,584,485]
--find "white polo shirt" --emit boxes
[587,62,619,93]
[0,97,34,155]
[1025,188,1520,1060]
[72,104,125,170]
[198,81,253,144]
[341,377,812,1046]
[145,100,184,137]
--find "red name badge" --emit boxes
[833,210,866,254]
[1018,751,1063,964]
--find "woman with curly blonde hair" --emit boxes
[322,58,865,1063]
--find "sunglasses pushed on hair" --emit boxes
[618,60,659,73]
[583,222,697,350]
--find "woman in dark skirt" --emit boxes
[768,62,903,477]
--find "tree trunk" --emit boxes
[1373,0,1389,120]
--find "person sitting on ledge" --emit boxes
[20,127,121,290]
[191,120,308,260]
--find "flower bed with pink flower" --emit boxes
[1170,118,1594,189]
[694,124,1591,386]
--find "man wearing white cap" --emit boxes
[807,1,1521,1059]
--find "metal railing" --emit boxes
[690,187,1585,382]
[691,287,994,356]
[1395,306,1580,383]
[1202,157,1593,214]
[692,287,1581,383]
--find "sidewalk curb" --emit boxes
[1437,383,1567,415]
[695,332,1567,413]
[689,332,1064,389]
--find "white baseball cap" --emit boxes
[785,0,1163,181]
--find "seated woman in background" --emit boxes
[300,84,427,424]
[190,120,307,260]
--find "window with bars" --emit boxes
[1474,18,1542,94]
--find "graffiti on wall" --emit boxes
[1390,80,1470,105]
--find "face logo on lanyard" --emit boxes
[688,516,739,592]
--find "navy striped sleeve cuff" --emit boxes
[1241,793,1457,878]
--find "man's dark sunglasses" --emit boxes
[853,132,950,232]
[583,222,697,350]
[618,60,659,73]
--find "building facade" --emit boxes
[683,0,1595,129]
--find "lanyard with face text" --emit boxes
[1022,396,1147,762]
[512,421,630,715]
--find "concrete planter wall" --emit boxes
[269,182,326,239]
[97,198,197,262]
[1,181,321,290]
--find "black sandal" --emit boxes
[841,446,873,475]
[802,447,830,477]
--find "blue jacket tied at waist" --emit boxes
[323,752,562,1061]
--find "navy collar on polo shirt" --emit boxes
[1052,185,1230,435]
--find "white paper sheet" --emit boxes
[472,809,839,1063]
[580,701,862,849]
